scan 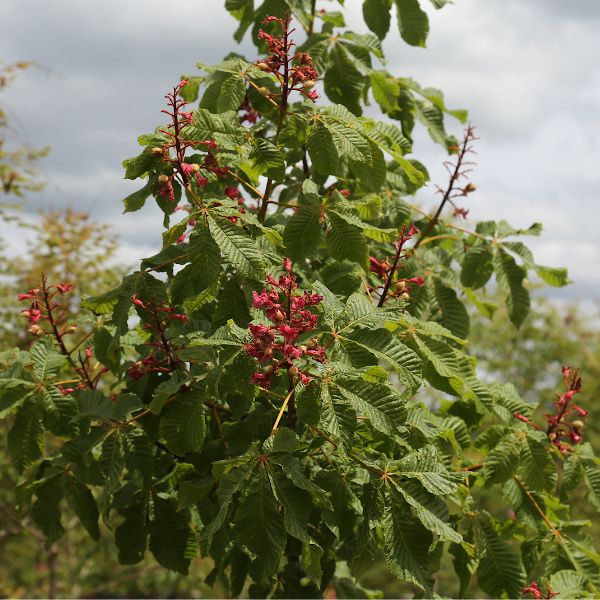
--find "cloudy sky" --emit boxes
[1,0,599,301]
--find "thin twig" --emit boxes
[414,125,477,249]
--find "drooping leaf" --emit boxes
[149,497,197,574]
[394,0,429,47]
[383,490,434,594]
[477,517,526,598]
[363,0,392,39]
[235,468,287,579]
[494,248,530,328]
[159,397,206,456]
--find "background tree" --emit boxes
[0,61,49,199]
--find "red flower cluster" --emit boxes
[245,258,325,388]
[368,224,424,305]
[154,79,220,200]
[521,581,558,599]
[127,295,187,380]
[18,281,75,336]
[18,277,107,392]
[256,16,320,103]
[515,366,588,454]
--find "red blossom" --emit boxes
[159,180,175,202]
[245,258,325,389]
[406,276,425,286]
[56,282,74,293]
[180,162,195,176]
[127,295,187,379]
[306,89,319,102]
[369,256,390,278]
[521,582,558,599]
[58,386,75,396]
[179,111,193,124]
[515,366,587,454]
[224,186,239,200]
[255,16,320,104]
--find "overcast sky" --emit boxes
[1,0,598,302]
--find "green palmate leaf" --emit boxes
[334,375,407,436]
[580,455,600,510]
[283,202,322,262]
[477,517,526,598]
[494,247,530,328]
[383,490,434,594]
[100,431,124,494]
[307,120,338,175]
[370,71,399,113]
[549,570,589,598]
[270,453,328,501]
[414,100,452,148]
[322,113,372,164]
[8,397,44,472]
[326,211,368,267]
[301,542,324,586]
[319,383,356,453]
[394,0,429,47]
[324,44,364,116]
[189,220,222,285]
[0,376,35,418]
[150,497,197,574]
[271,470,312,543]
[363,0,393,39]
[30,337,65,381]
[251,137,285,181]
[461,244,494,289]
[159,397,206,456]
[65,478,100,540]
[482,432,522,483]
[413,333,459,378]
[394,480,462,543]
[535,264,570,287]
[339,327,422,388]
[392,445,463,494]
[122,148,158,180]
[124,429,154,484]
[208,214,265,280]
[434,281,470,339]
[123,179,153,213]
[520,432,557,492]
[116,501,148,565]
[78,389,114,420]
[150,371,187,414]
[214,277,251,327]
[190,108,242,140]
[350,144,387,192]
[217,74,247,112]
[235,468,286,580]
[32,475,65,546]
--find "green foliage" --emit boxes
[1,3,597,599]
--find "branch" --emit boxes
[414,125,477,250]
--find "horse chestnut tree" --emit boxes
[2,1,599,598]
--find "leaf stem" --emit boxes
[513,475,562,539]
[271,384,297,435]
